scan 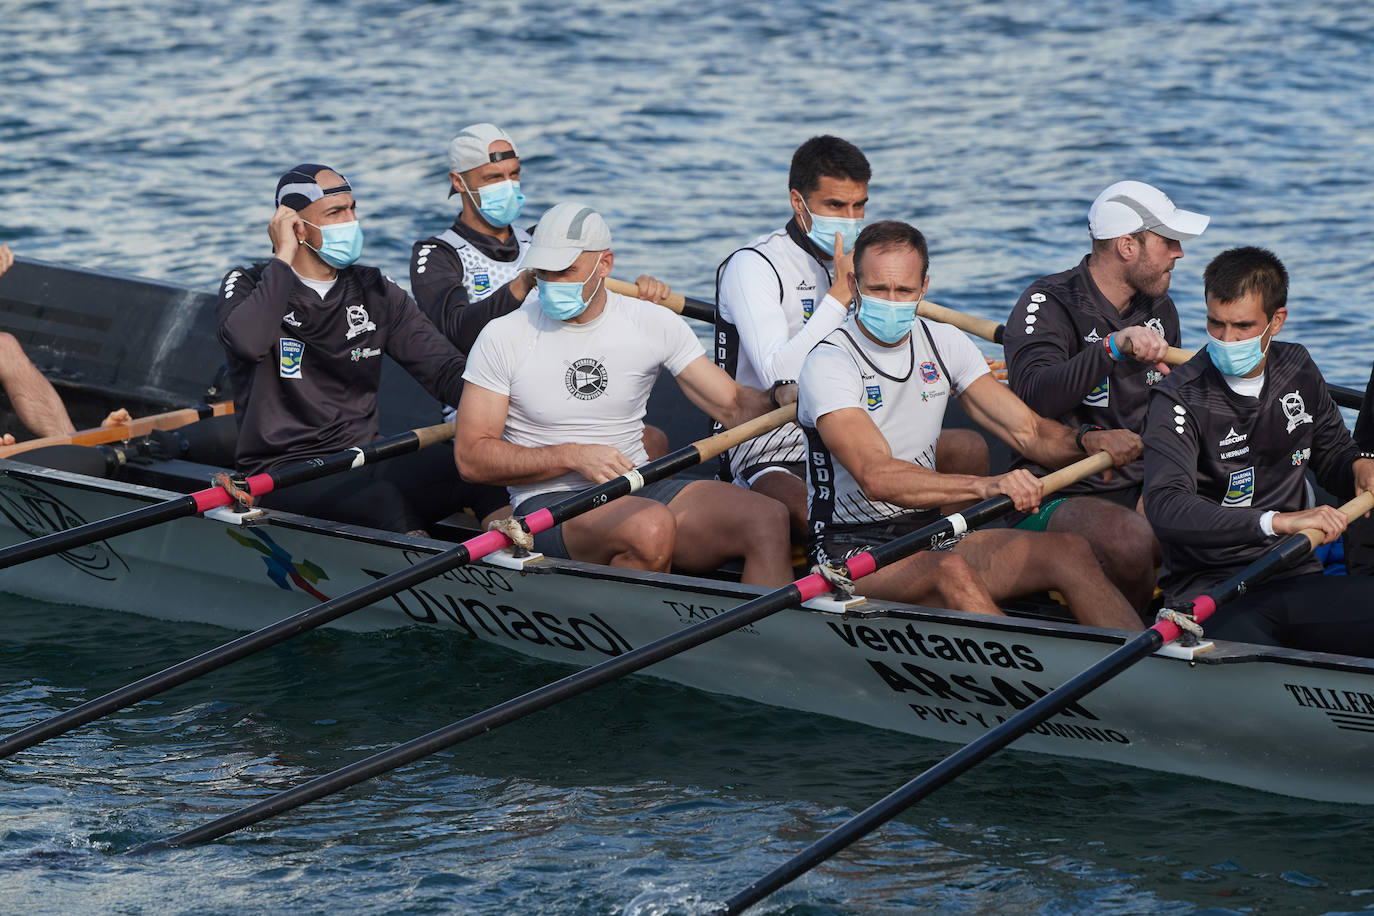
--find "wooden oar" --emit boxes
[605,277,715,323]
[0,406,795,763]
[0,421,454,572]
[718,489,1374,914]
[128,450,1111,854]
[0,400,233,458]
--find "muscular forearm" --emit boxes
[456,437,581,486]
[1017,417,1085,469]
[860,461,991,511]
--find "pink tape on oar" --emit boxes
[190,472,276,514]
[461,529,517,559]
[522,509,556,535]
[1151,594,1218,645]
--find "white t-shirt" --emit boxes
[463,290,705,506]
[798,316,990,528]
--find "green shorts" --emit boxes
[1013,497,1069,532]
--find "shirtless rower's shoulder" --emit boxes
[454,202,793,587]
[1001,180,1209,614]
[798,220,1142,630]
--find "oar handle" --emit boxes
[1040,450,1114,495]
[412,420,456,450]
[917,300,1004,345]
[0,400,234,458]
[690,404,797,462]
[605,277,716,323]
[1298,490,1374,549]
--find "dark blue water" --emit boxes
[4,0,1374,912]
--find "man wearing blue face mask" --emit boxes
[217,163,499,533]
[455,202,795,587]
[1143,246,1374,655]
[797,221,1143,629]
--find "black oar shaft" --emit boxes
[0,495,197,570]
[133,483,1026,853]
[0,544,475,760]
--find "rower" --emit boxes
[715,135,986,539]
[217,163,504,533]
[409,122,672,457]
[1348,364,1374,573]
[798,221,1143,629]
[1143,246,1374,655]
[1002,180,1209,615]
[0,245,131,446]
[454,202,794,587]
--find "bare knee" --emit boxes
[936,428,990,477]
[620,504,675,568]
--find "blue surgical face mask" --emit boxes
[1206,319,1272,376]
[463,177,525,228]
[537,258,604,321]
[304,219,363,268]
[800,197,862,257]
[858,293,920,344]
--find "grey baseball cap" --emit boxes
[524,202,612,271]
[447,123,518,174]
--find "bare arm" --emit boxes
[453,383,635,486]
[815,406,1044,511]
[673,355,777,429]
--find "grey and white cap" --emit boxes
[447,123,518,174]
[524,202,612,271]
[1089,180,1209,241]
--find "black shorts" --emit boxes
[735,460,806,488]
[809,511,947,567]
[1200,572,1374,659]
[511,477,694,559]
[258,446,508,533]
[1003,484,1141,529]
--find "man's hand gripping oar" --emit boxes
[716,488,1374,914]
[0,407,795,762]
[126,449,1114,854]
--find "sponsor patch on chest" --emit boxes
[1083,378,1109,408]
[866,385,883,411]
[1222,466,1255,507]
[279,338,304,378]
[802,297,815,320]
[473,272,491,295]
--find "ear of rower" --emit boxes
[0,407,796,763]
[716,488,1374,914]
[125,449,1111,854]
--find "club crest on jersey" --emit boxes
[802,298,815,320]
[566,358,609,401]
[345,304,377,340]
[1145,317,1166,337]
[1281,390,1312,433]
[1083,378,1109,408]
[279,338,304,379]
[473,272,491,295]
[919,361,941,384]
[1222,466,1255,507]
[866,385,883,411]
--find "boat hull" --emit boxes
[2,461,1372,804]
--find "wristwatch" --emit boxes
[769,379,797,409]
[1076,423,1106,452]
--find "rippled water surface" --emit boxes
[4,0,1374,912]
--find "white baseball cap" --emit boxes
[1089,180,1209,241]
[525,202,612,271]
[447,123,518,174]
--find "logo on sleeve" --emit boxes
[866,385,883,411]
[566,358,609,400]
[1030,292,1047,304]
[473,272,491,295]
[415,244,434,274]
[223,270,242,299]
[1281,391,1313,433]
[1083,378,1109,408]
[919,361,940,384]
[1222,467,1255,507]
[279,338,304,378]
[1172,403,1186,434]
[345,304,377,340]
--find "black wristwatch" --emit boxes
[1076,423,1106,452]
[769,379,797,408]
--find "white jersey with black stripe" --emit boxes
[798,316,991,530]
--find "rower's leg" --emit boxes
[834,550,1002,614]
[953,529,1142,630]
[1043,497,1158,619]
[642,423,670,461]
[747,469,808,541]
[665,480,792,587]
[935,428,989,474]
[0,332,76,438]
[559,496,675,572]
